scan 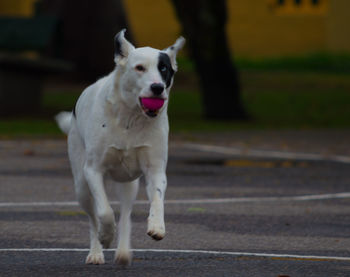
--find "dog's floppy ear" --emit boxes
[114,29,135,65]
[164,36,185,71]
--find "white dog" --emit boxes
[55,29,185,266]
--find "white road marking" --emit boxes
[163,192,350,204]
[0,192,350,207]
[0,248,349,262]
[0,201,79,207]
[181,143,350,164]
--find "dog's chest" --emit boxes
[103,146,142,182]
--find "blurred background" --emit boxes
[0,0,349,136]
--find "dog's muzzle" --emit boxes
[139,97,165,117]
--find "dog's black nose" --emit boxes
[151,83,164,96]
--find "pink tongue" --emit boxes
[141,98,165,110]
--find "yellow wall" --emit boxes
[2,0,349,57]
[226,0,327,57]
[124,0,350,57]
[327,0,350,52]
[0,0,37,17]
[123,0,181,49]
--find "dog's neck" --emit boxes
[115,102,147,131]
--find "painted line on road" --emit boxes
[163,192,350,204]
[0,248,349,262]
[181,143,350,164]
[1,192,350,207]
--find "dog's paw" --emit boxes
[147,219,165,241]
[115,250,132,267]
[86,252,105,265]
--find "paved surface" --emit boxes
[1,131,350,276]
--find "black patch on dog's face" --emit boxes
[158,53,174,88]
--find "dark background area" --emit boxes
[0,0,349,134]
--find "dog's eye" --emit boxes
[160,65,167,72]
[135,65,146,72]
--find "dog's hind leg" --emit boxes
[76,181,105,265]
[115,179,139,266]
[68,129,105,264]
[83,164,116,249]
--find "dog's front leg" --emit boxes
[84,163,115,248]
[144,170,167,241]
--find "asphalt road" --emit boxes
[1,133,350,276]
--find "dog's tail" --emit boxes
[55,111,72,135]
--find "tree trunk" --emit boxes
[41,0,134,80]
[171,0,247,119]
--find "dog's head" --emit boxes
[114,29,185,118]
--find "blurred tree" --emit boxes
[41,0,133,80]
[171,0,247,119]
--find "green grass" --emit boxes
[236,53,350,73]
[0,91,80,138]
[0,119,60,137]
[243,90,350,128]
[178,52,350,73]
[43,91,80,111]
[168,87,350,132]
